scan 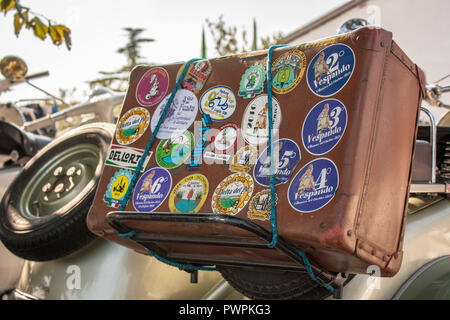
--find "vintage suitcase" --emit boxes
[87,26,426,284]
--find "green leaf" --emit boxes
[49,24,70,46]
[13,10,27,37]
[0,0,15,15]
[30,17,48,40]
[63,28,72,51]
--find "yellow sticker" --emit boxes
[211,173,254,216]
[169,174,209,213]
[271,48,306,94]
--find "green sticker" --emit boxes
[238,64,265,99]
[155,130,194,169]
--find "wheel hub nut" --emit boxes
[42,183,53,193]
[66,166,77,177]
[54,183,65,194]
[53,167,65,177]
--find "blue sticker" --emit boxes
[132,167,172,212]
[288,158,339,213]
[302,99,347,155]
[253,138,301,186]
[307,44,355,97]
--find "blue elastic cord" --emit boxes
[116,58,216,272]
[266,45,334,293]
[266,44,287,248]
[296,249,335,292]
[119,58,201,212]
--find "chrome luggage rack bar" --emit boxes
[410,106,450,194]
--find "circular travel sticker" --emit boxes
[211,123,239,153]
[229,145,258,173]
[212,173,254,216]
[151,89,198,140]
[288,158,339,213]
[302,99,348,155]
[169,174,209,213]
[254,138,301,186]
[132,167,172,212]
[156,130,194,169]
[242,94,282,145]
[271,48,307,94]
[307,43,355,97]
[136,67,169,106]
[103,169,134,208]
[177,60,212,93]
[247,190,278,221]
[116,107,150,145]
[239,64,265,99]
[199,85,237,121]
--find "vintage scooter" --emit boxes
[2,21,450,300]
[0,56,125,294]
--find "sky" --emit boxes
[0,0,348,102]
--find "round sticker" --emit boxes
[116,107,150,145]
[229,145,258,173]
[136,67,169,106]
[254,138,301,186]
[199,86,237,121]
[176,60,212,93]
[132,167,172,212]
[156,130,194,169]
[271,48,307,94]
[307,43,355,97]
[288,158,339,213]
[247,190,278,221]
[169,174,209,213]
[212,173,254,216]
[151,89,198,140]
[103,169,134,208]
[302,99,348,155]
[239,64,265,99]
[211,123,239,153]
[242,94,282,145]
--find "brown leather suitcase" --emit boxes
[87,26,426,284]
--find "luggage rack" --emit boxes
[105,211,347,298]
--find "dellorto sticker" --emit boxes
[288,158,339,213]
[302,99,347,155]
[155,130,194,169]
[204,123,239,163]
[199,85,237,121]
[241,94,282,145]
[169,174,209,213]
[116,107,150,145]
[271,48,307,94]
[176,60,212,94]
[229,145,258,173]
[307,43,355,97]
[132,167,172,212]
[103,169,134,208]
[247,190,278,221]
[136,67,169,106]
[253,138,301,186]
[239,64,265,99]
[150,89,198,140]
[211,173,254,216]
[106,145,152,172]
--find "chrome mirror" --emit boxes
[0,56,28,81]
[338,18,369,35]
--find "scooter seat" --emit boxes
[0,120,51,157]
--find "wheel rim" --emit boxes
[20,143,100,219]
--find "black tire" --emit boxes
[217,265,335,300]
[0,123,115,261]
